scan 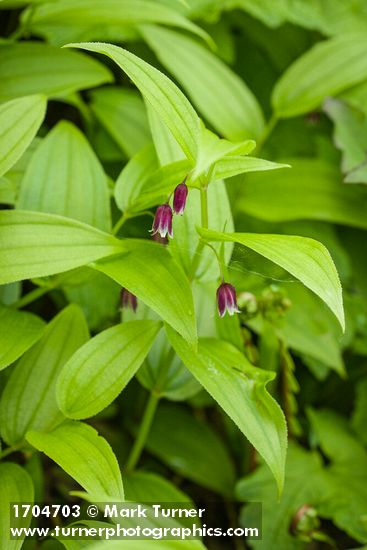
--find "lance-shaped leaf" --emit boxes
[166,327,287,494]
[0,305,45,371]
[0,42,112,102]
[0,305,89,444]
[24,0,211,46]
[212,156,290,181]
[141,25,265,140]
[57,320,161,419]
[0,95,46,178]
[272,34,367,118]
[17,120,111,231]
[0,463,34,550]
[65,42,200,163]
[27,421,124,501]
[198,227,344,330]
[0,210,123,285]
[93,240,197,346]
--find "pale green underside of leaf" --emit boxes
[166,327,287,494]
[17,120,111,231]
[0,42,113,102]
[0,210,123,284]
[27,421,124,501]
[93,241,197,346]
[0,305,89,445]
[0,463,34,550]
[25,0,212,46]
[237,158,367,229]
[65,42,200,163]
[57,320,161,419]
[141,24,265,140]
[198,227,345,330]
[272,34,367,117]
[0,305,45,371]
[0,95,46,178]
[212,156,289,181]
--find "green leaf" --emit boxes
[0,95,46,178]
[124,471,192,503]
[27,421,124,501]
[272,34,367,118]
[145,402,236,496]
[146,103,185,166]
[0,42,112,102]
[166,327,287,494]
[199,227,345,330]
[83,539,205,550]
[65,42,200,163]
[352,377,367,446]
[212,155,289,181]
[90,87,151,158]
[0,305,89,444]
[236,158,367,229]
[141,25,265,140]
[25,0,212,46]
[17,121,111,231]
[0,305,45,371]
[114,144,159,213]
[57,320,161,419]
[324,97,367,183]
[94,240,197,346]
[0,462,34,550]
[0,210,123,285]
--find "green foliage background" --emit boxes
[0,1,367,549]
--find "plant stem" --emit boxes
[112,213,129,235]
[125,348,175,472]
[0,443,23,460]
[188,184,209,281]
[12,284,55,309]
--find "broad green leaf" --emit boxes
[212,155,289,181]
[193,124,256,179]
[199,227,344,330]
[124,471,192,503]
[25,0,212,46]
[170,180,234,282]
[90,88,151,158]
[0,95,46,178]
[94,240,197,346]
[0,178,17,204]
[17,121,111,231]
[85,539,205,550]
[0,305,45,371]
[166,328,287,494]
[324,97,367,183]
[145,402,236,496]
[57,320,161,419]
[272,34,367,118]
[146,103,185,165]
[0,42,112,102]
[0,305,89,444]
[27,421,124,501]
[236,444,329,550]
[65,42,200,163]
[236,159,367,229]
[0,137,41,201]
[0,463,34,550]
[141,25,265,140]
[0,210,123,285]
[114,144,159,213]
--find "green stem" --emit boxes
[12,284,56,309]
[125,348,175,472]
[188,185,209,281]
[0,443,23,460]
[112,213,129,235]
[255,114,278,155]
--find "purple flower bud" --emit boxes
[216,282,240,318]
[151,232,168,245]
[173,181,188,215]
[150,204,173,239]
[120,288,137,312]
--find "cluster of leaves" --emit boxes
[0,1,367,549]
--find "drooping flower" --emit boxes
[150,204,173,239]
[216,282,240,317]
[151,232,168,245]
[173,181,188,215]
[120,288,137,312]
